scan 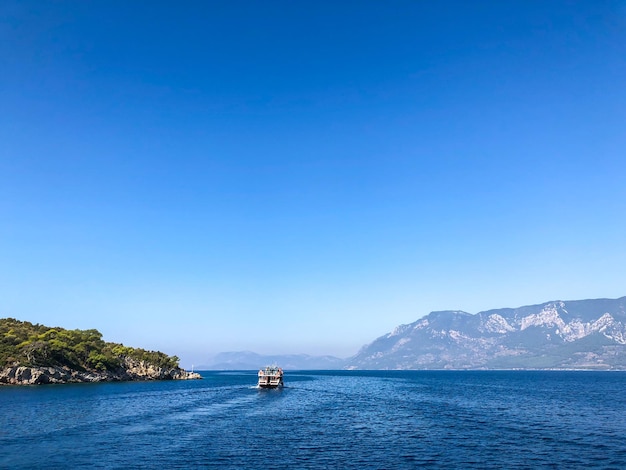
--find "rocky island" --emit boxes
[0,318,201,385]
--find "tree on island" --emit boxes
[0,318,179,373]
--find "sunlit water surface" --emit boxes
[2,370,625,469]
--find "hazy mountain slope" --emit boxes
[347,297,626,370]
[202,351,346,370]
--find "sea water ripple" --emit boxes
[1,370,625,469]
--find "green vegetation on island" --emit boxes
[0,318,179,372]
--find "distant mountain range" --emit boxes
[206,296,626,370]
[348,296,626,370]
[201,351,346,370]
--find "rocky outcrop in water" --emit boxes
[0,318,202,385]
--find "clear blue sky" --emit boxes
[1,1,625,366]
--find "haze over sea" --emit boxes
[2,371,625,469]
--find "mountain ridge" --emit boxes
[346,296,626,370]
[201,351,346,370]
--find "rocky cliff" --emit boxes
[0,357,201,385]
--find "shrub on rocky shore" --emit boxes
[0,318,200,385]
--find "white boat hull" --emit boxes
[257,366,284,388]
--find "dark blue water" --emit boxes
[2,371,625,469]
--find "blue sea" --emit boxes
[1,370,625,469]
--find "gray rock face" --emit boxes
[0,366,73,385]
[347,297,626,370]
[0,358,202,385]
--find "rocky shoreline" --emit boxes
[0,358,202,385]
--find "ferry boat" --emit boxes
[257,366,284,388]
